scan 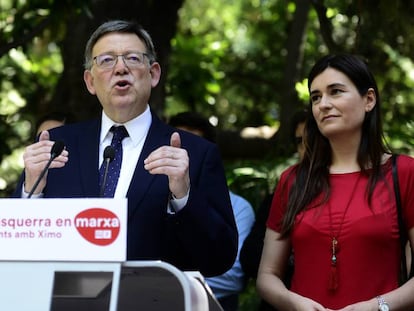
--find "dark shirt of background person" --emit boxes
[239,109,308,311]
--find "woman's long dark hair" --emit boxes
[280,54,390,237]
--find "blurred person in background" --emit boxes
[170,111,255,311]
[239,109,308,311]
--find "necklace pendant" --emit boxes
[329,237,339,291]
[329,263,339,292]
[331,254,337,266]
[331,237,338,266]
[332,237,338,253]
[327,174,361,293]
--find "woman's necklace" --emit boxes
[327,173,361,293]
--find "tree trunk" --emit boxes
[275,0,310,155]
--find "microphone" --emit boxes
[99,146,115,197]
[27,140,65,198]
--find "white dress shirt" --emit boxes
[100,106,188,211]
[24,105,188,210]
[99,105,151,198]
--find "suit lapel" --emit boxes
[72,114,172,205]
[78,120,101,196]
[127,112,172,218]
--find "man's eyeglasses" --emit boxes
[93,52,150,69]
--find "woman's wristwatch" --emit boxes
[377,296,390,311]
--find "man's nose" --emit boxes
[114,55,129,72]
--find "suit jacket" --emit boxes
[13,111,238,277]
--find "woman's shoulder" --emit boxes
[393,154,414,181]
[281,163,298,174]
[395,153,414,168]
[279,164,299,184]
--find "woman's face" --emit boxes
[309,68,376,141]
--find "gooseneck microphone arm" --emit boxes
[100,146,115,197]
[27,140,65,198]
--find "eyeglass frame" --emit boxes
[92,51,152,69]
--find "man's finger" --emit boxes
[170,132,181,148]
[38,130,50,142]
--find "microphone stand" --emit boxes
[100,146,115,197]
[27,141,65,198]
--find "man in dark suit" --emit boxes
[13,20,237,277]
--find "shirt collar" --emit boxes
[100,105,152,146]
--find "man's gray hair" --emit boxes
[84,20,157,69]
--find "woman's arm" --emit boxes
[256,228,326,311]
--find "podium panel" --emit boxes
[0,200,222,310]
[0,198,127,262]
[0,261,223,311]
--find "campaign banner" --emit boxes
[0,198,127,262]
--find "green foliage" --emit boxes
[0,52,30,196]
[225,154,299,211]
[167,0,302,129]
[2,0,414,307]
[168,0,414,152]
[239,279,261,310]
[0,0,87,195]
[1,0,414,225]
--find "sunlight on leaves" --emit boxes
[295,79,309,102]
[0,87,25,114]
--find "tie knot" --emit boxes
[110,125,129,142]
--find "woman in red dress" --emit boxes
[257,54,414,310]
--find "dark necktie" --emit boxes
[99,125,129,197]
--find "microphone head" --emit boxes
[104,146,115,162]
[51,140,65,159]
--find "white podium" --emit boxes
[0,260,223,311]
[0,199,223,310]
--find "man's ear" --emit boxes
[83,70,96,95]
[149,63,161,87]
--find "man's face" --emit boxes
[83,32,161,123]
